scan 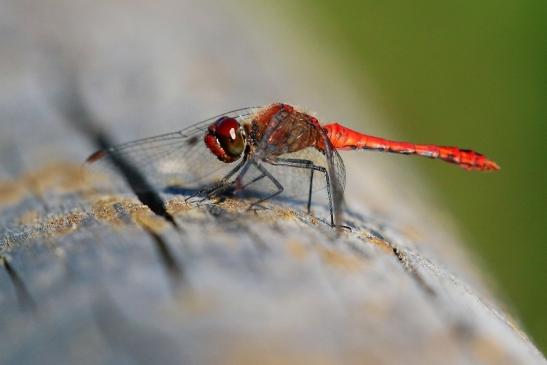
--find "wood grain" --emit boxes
[0,1,544,364]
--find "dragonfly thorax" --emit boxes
[204,116,246,163]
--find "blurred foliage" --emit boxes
[278,0,546,352]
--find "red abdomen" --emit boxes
[323,123,499,171]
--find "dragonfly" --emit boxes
[86,103,499,227]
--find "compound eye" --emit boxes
[214,117,245,158]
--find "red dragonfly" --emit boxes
[87,103,499,227]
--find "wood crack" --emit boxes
[1,256,37,313]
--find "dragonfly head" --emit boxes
[204,116,246,163]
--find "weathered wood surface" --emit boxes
[0,1,544,364]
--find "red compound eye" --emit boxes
[204,117,245,162]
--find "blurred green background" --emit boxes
[276,0,546,352]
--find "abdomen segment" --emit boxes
[323,123,500,171]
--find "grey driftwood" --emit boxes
[0,1,544,364]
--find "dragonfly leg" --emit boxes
[184,183,225,204]
[243,161,284,211]
[316,165,334,227]
[270,158,334,225]
[237,171,267,191]
[310,165,350,229]
[269,158,314,212]
[184,156,247,203]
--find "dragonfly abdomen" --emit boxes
[323,123,500,171]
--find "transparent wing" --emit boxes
[320,132,346,227]
[86,107,260,192]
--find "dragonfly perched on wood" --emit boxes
[87,103,499,227]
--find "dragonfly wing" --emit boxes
[86,107,259,193]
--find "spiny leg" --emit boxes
[322,165,334,227]
[319,168,350,230]
[270,158,315,213]
[184,157,247,203]
[271,158,334,226]
[245,161,284,211]
[307,167,314,213]
[238,171,268,191]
